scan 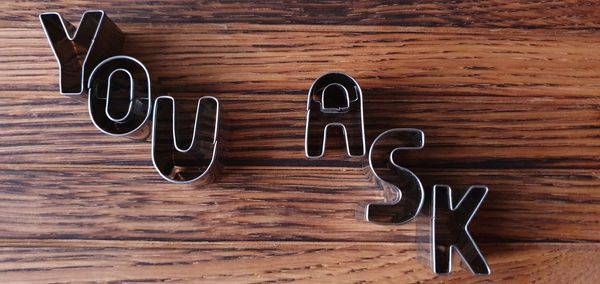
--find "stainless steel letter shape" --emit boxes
[365,129,425,224]
[152,96,220,184]
[88,56,152,139]
[305,72,366,158]
[40,10,124,95]
[431,185,491,275]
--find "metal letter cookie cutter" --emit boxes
[431,185,491,275]
[40,10,124,96]
[87,56,152,140]
[151,96,221,184]
[363,129,425,224]
[305,72,366,158]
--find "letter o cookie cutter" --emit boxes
[88,55,152,140]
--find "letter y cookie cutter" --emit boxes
[40,10,124,96]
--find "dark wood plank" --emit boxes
[0,165,597,242]
[2,1,600,29]
[3,25,600,95]
[2,24,600,170]
[0,240,598,283]
[1,93,599,169]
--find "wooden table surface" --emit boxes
[1,1,599,283]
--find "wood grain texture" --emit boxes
[0,1,599,282]
[2,1,600,29]
[0,240,598,284]
[0,165,598,242]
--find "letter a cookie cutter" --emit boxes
[39,10,124,96]
[305,72,366,159]
[151,96,221,184]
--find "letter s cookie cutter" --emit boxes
[364,128,425,224]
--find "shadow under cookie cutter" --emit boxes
[305,72,366,159]
[363,128,425,225]
[431,185,491,275]
[40,10,124,96]
[151,96,221,184]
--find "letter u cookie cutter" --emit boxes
[151,96,221,184]
[305,72,366,159]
